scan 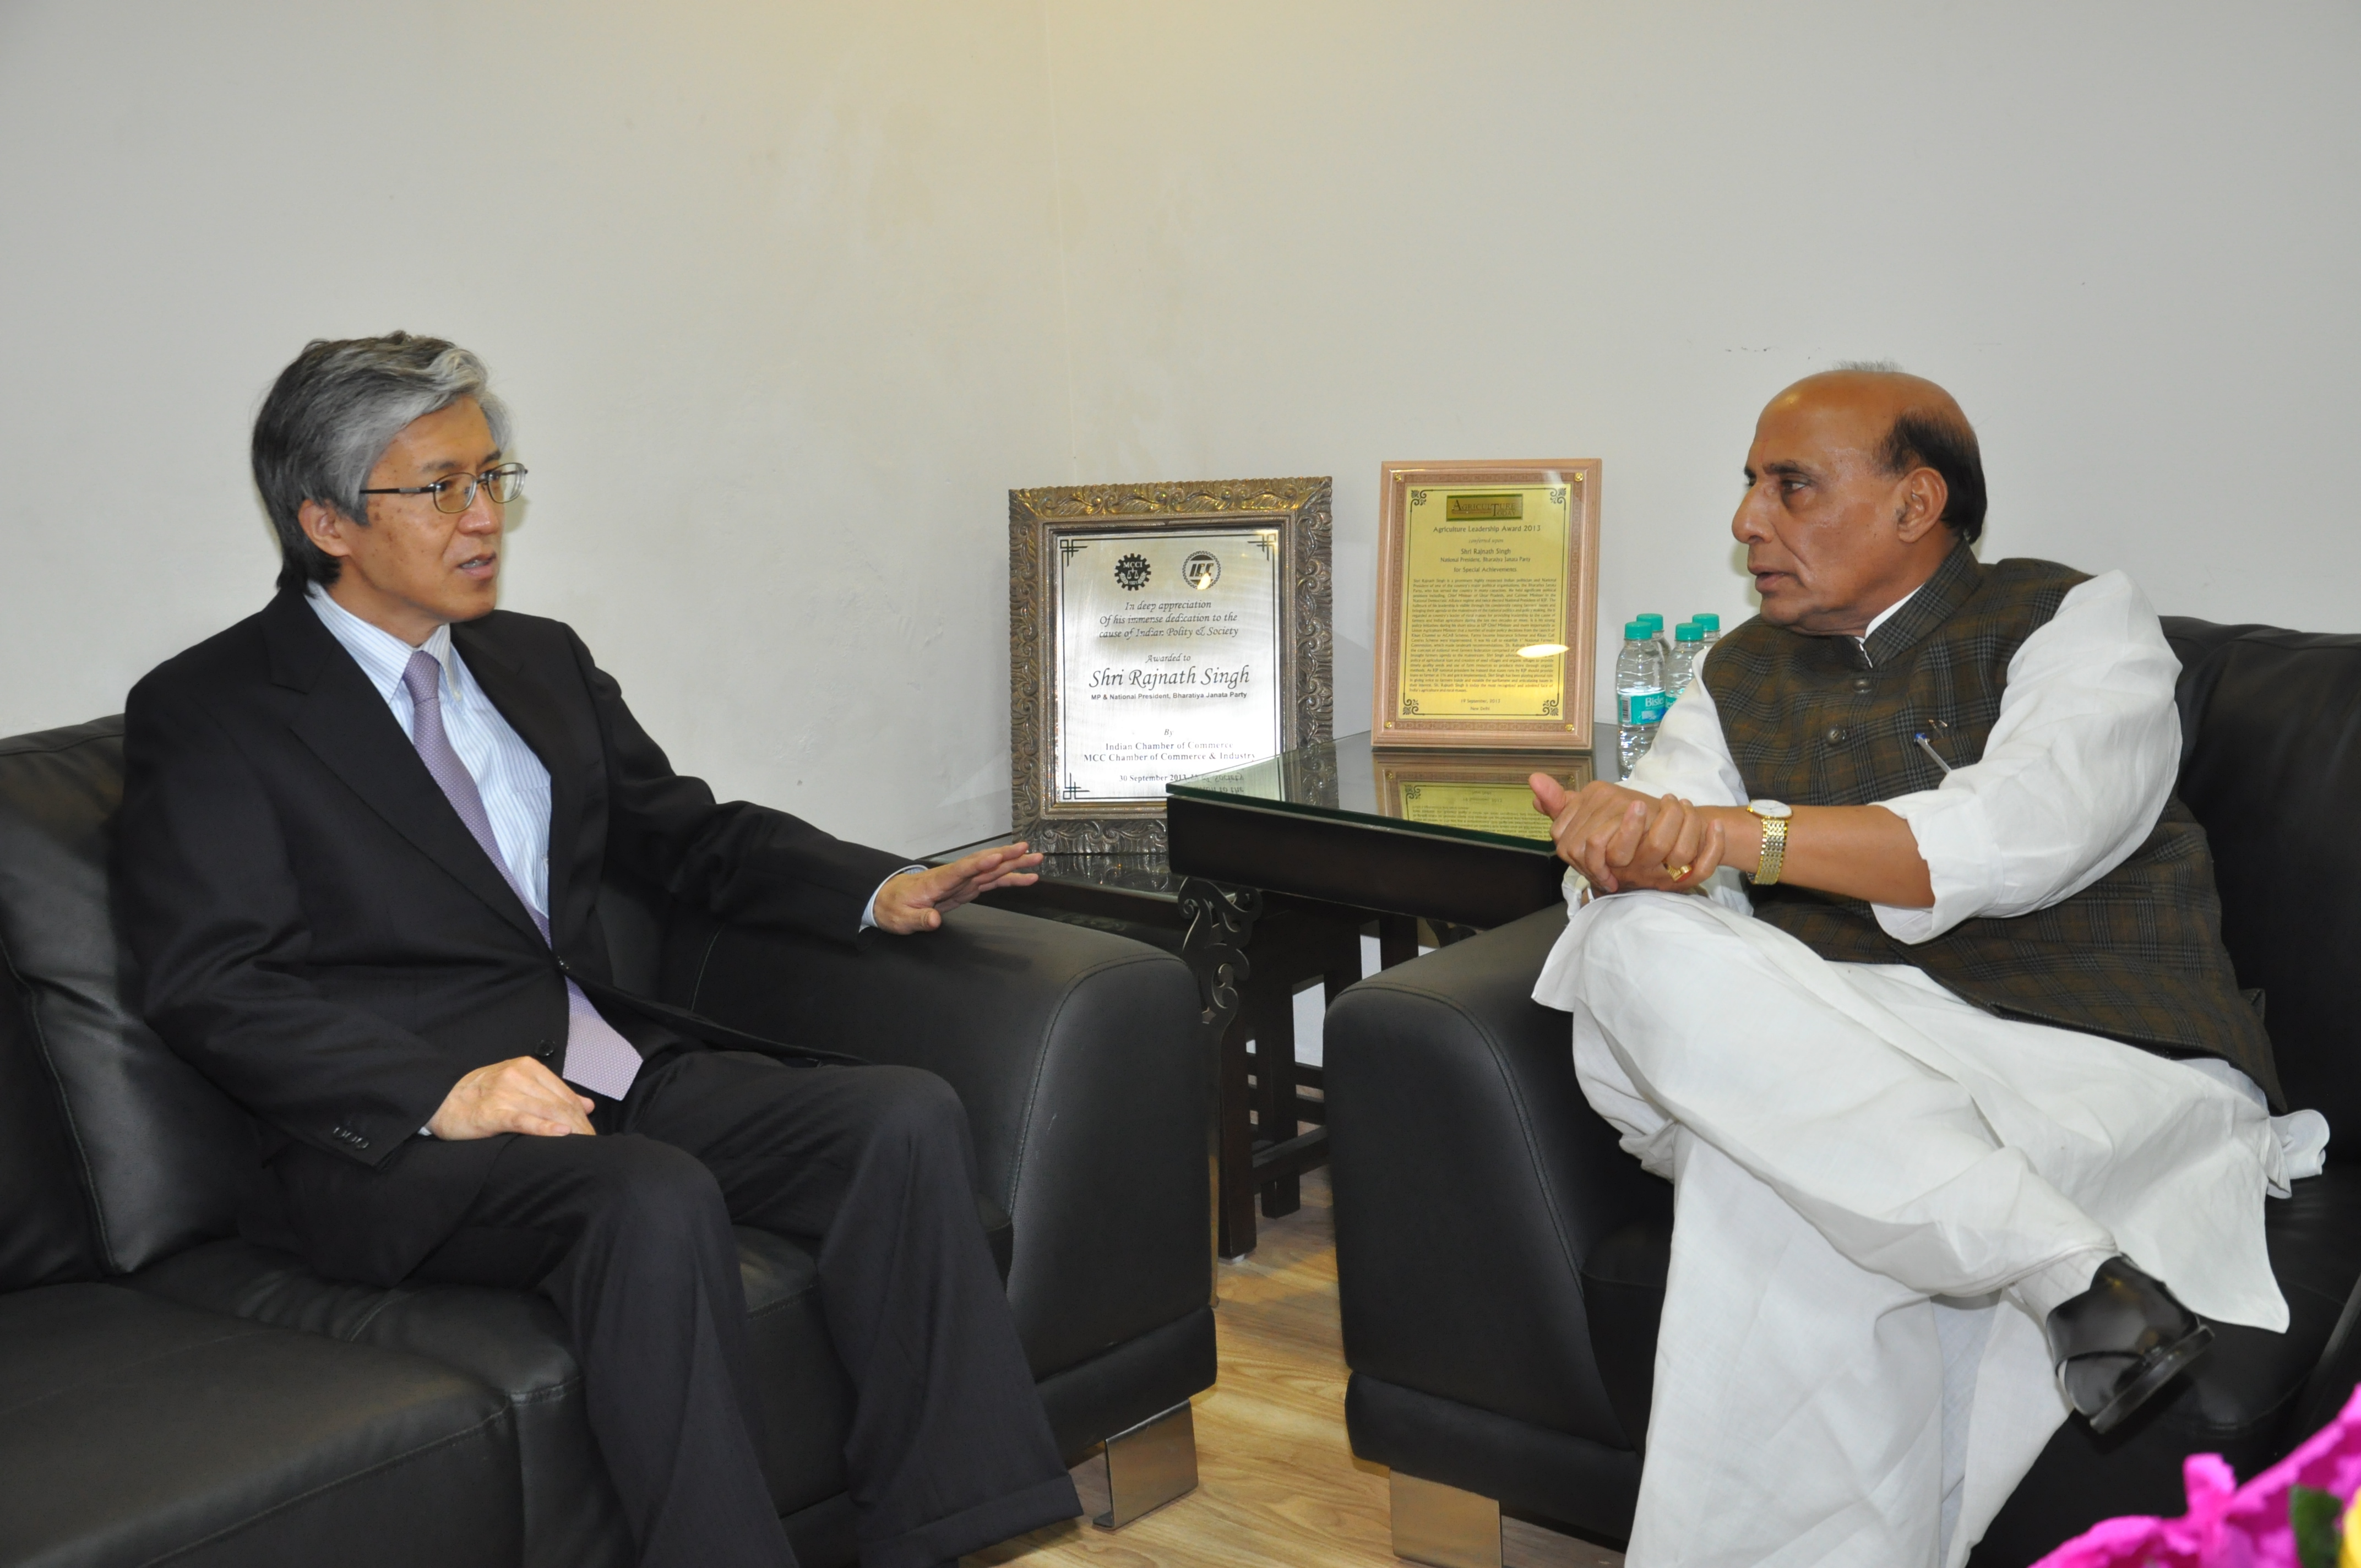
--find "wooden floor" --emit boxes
[968,1169,1622,1568]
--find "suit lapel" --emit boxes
[263,593,546,946]
[451,620,589,949]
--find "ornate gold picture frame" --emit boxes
[1372,459,1601,750]
[1010,477,1333,853]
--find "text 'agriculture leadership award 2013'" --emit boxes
[1397,485,1571,719]
[1054,527,1284,803]
[1373,459,1596,750]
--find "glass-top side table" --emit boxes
[1166,733,1601,1253]
[1167,729,1595,853]
[933,731,1598,1256]
[1163,731,1595,938]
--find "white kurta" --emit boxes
[1531,573,2327,1568]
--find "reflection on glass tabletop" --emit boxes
[1167,730,1597,851]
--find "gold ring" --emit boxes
[1664,863,1693,881]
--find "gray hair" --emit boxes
[251,332,514,591]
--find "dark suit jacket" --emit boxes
[116,590,912,1286]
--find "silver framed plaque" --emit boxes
[1010,477,1333,853]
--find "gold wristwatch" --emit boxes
[1747,799,1793,886]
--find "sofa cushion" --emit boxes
[2161,621,2361,1143]
[0,906,97,1293]
[0,1282,518,1568]
[0,717,255,1278]
[130,1237,629,1568]
[122,1206,1018,1559]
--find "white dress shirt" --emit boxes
[306,585,909,931]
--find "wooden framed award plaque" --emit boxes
[1372,459,1600,751]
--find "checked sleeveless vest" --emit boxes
[1700,543,2282,1106]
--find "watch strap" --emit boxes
[1753,814,1789,886]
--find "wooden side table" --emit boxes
[935,730,1596,1257]
[926,850,1352,1258]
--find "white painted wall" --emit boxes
[3,2,2354,852]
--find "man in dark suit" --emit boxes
[116,333,1080,1568]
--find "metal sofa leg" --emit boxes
[1390,1471,1502,1568]
[1089,1401,1199,1529]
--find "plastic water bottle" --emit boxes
[1667,620,1704,702]
[1636,612,1669,666]
[1615,620,1667,778]
[1692,612,1720,645]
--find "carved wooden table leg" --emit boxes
[1249,978,1301,1220]
[1178,878,1262,1259]
[1217,1010,1256,1258]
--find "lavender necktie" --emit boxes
[402,651,643,1101]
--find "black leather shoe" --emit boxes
[2044,1255,2215,1435]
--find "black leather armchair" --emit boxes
[1326,618,2361,1565]
[0,716,1212,1568]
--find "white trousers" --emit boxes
[1532,892,2293,1568]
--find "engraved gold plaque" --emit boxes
[1374,460,1600,750]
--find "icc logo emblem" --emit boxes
[1181,551,1221,590]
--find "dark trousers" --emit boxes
[413,1048,1079,1568]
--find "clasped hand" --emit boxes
[429,1055,597,1140]
[1529,775,1744,895]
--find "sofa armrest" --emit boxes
[1326,902,1664,1451]
[659,901,1211,1381]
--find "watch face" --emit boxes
[1748,798,1793,818]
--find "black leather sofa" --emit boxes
[0,715,1214,1568]
[1326,618,2361,1565]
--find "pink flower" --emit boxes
[2028,1385,2361,1567]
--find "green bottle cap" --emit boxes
[1674,622,1703,642]
[1693,613,1721,631]
[1623,621,1651,640]
[1636,613,1664,631]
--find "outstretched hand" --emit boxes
[872,842,1045,934]
[1530,774,1732,895]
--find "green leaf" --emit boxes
[2290,1484,2343,1568]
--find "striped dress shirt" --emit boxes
[307,584,556,916]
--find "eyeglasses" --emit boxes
[359,462,527,514]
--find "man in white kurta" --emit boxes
[1528,370,2324,1567]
